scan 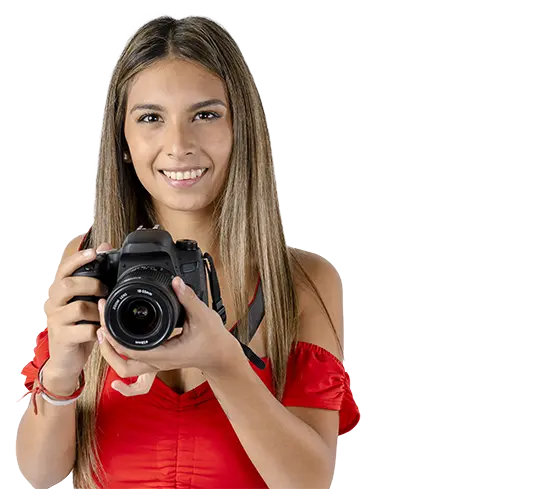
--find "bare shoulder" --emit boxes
[61,233,88,261]
[288,247,344,361]
[288,247,343,307]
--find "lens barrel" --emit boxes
[104,266,184,350]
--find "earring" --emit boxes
[123,151,131,162]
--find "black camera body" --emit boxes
[68,226,225,351]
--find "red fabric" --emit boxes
[20,229,360,487]
[20,334,360,488]
[98,341,360,489]
[282,342,360,436]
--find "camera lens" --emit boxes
[105,265,183,350]
[119,298,159,338]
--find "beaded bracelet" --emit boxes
[21,360,86,415]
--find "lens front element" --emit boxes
[119,298,159,338]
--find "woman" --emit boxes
[16,15,360,489]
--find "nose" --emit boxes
[165,119,196,157]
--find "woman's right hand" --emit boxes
[43,243,113,381]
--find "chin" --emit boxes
[142,172,221,214]
[165,196,214,213]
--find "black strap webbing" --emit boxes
[203,255,266,370]
[229,278,265,343]
[229,279,266,370]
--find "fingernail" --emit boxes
[97,329,103,344]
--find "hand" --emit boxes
[96,276,244,397]
[44,242,114,380]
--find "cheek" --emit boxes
[127,140,159,176]
[211,136,233,176]
[130,141,156,164]
[207,125,233,160]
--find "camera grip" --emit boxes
[68,254,107,306]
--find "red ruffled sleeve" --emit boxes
[281,341,360,435]
[21,328,50,391]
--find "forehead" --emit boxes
[126,58,226,105]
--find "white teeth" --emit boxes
[163,168,206,180]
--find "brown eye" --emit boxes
[194,111,220,121]
[138,112,161,123]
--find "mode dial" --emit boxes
[177,239,198,251]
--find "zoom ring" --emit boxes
[121,266,175,290]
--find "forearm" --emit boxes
[16,365,78,489]
[204,351,334,489]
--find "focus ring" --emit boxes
[120,266,175,289]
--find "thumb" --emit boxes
[96,242,114,253]
[172,276,204,316]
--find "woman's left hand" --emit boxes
[96,276,243,397]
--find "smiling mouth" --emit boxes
[159,168,209,181]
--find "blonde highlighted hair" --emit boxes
[71,15,342,488]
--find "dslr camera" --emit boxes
[68,225,226,351]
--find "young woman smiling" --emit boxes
[16,15,360,489]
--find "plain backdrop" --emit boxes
[0,0,538,489]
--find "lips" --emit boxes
[159,168,208,188]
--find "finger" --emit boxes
[111,372,157,397]
[96,242,114,253]
[58,301,99,325]
[171,276,206,318]
[55,248,96,282]
[53,322,99,345]
[51,278,107,308]
[97,327,157,378]
[169,327,184,339]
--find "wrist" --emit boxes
[203,339,246,380]
[40,361,81,397]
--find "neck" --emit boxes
[153,204,221,269]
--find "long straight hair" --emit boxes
[71,15,343,488]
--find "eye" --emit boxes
[137,111,221,124]
[138,112,162,124]
[194,111,220,121]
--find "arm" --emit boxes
[204,250,344,489]
[16,365,80,489]
[205,352,337,489]
[16,234,86,489]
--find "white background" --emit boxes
[1,1,539,488]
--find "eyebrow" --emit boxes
[129,98,226,114]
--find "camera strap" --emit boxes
[202,253,227,324]
[203,253,266,370]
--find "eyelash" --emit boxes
[137,111,220,124]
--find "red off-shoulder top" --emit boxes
[20,234,360,488]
